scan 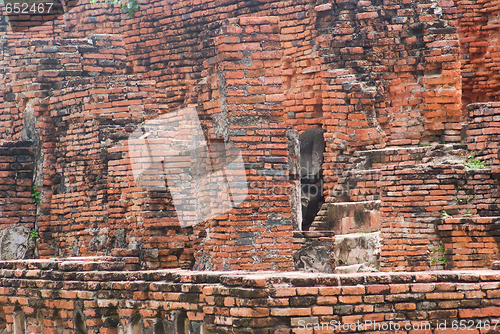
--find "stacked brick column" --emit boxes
[281,1,325,132]
[194,17,297,271]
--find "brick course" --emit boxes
[0,260,499,333]
[467,102,500,173]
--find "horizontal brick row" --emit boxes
[0,261,500,333]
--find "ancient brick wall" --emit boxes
[281,2,324,132]
[0,142,35,227]
[379,140,500,271]
[1,260,500,333]
[0,1,304,270]
[0,0,500,273]
[190,16,297,271]
[316,0,463,202]
[457,0,500,108]
[467,102,500,173]
[438,215,500,269]
[380,162,465,271]
[434,102,500,270]
[0,34,202,266]
[18,0,465,205]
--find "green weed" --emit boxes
[90,0,140,17]
[465,154,490,170]
[29,229,39,239]
[31,186,41,206]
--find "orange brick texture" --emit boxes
[433,102,500,270]
[467,102,500,173]
[1,0,466,190]
[192,17,296,271]
[331,147,433,203]
[380,162,464,271]
[0,0,498,274]
[0,260,500,333]
[0,2,302,270]
[439,216,500,269]
[380,155,500,271]
[315,0,462,201]
[456,0,500,108]
[378,103,500,271]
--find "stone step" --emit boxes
[335,263,378,274]
[310,200,381,235]
[333,231,380,269]
[347,144,466,170]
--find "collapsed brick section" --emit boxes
[0,261,500,333]
[316,0,462,201]
[0,142,35,227]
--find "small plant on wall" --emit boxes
[430,244,446,267]
[90,0,141,17]
[31,186,41,206]
[465,154,490,170]
[29,229,39,239]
